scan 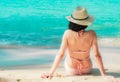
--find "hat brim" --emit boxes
[66,15,94,26]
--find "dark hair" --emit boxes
[68,22,88,32]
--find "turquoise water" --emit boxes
[0,0,120,47]
[0,0,120,67]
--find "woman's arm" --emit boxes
[92,31,118,82]
[93,51,106,76]
[91,31,106,76]
[41,31,68,79]
[49,51,65,77]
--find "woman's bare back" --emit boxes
[64,29,96,69]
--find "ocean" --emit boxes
[0,0,120,67]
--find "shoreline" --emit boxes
[0,46,120,82]
[0,46,120,69]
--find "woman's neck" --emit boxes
[78,30,85,37]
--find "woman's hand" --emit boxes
[41,72,53,79]
[103,75,118,82]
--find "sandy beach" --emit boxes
[0,47,120,82]
[0,0,120,81]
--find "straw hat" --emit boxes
[66,6,94,25]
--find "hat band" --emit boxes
[71,15,89,20]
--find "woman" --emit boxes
[41,6,118,82]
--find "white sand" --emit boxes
[0,47,120,82]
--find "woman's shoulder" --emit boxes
[64,29,72,34]
[87,30,96,35]
[62,30,73,38]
